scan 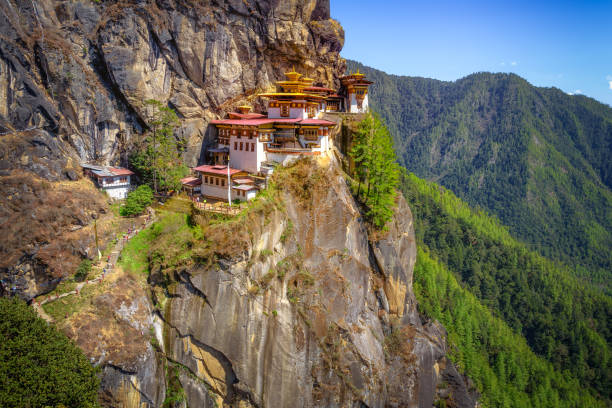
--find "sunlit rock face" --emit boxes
[152,159,474,408]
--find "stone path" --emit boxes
[32,216,154,323]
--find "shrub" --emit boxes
[120,185,154,216]
[74,259,92,282]
[0,298,100,407]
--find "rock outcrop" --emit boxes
[0,0,344,170]
[109,157,474,408]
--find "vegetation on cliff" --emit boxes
[349,112,400,228]
[120,185,154,216]
[402,173,611,404]
[129,99,189,194]
[0,298,100,408]
[347,60,612,287]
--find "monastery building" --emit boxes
[191,68,373,202]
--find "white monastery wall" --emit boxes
[201,183,231,201]
[229,136,258,173]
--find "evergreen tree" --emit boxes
[350,112,400,229]
[120,185,154,216]
[130,99,188,194]
[0,298,100,407]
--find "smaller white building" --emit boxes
[194,164,259,202]
[340,71,373,114]
[82,164,134,199]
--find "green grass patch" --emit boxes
[119,210,202,278]
[42,282,101,323]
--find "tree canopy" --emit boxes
[130,99,188,194]
[402,172,611,405]
[120,184,154,216]
[350,112,400,229]
[0,298,100,408]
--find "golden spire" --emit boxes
[237,105,252,114]
[285,65,302,82]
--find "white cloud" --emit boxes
[574,89,583,94]
[511,61,518,66]
[609,81,612,90]
[499,62,506,66]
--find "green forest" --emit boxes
[0,298,100,407]
[401,172,611,406]
[347,60,612,288]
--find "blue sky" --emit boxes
[331,0,612,106]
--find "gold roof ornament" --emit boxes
[237,105,252,114]
[284,65,302,82]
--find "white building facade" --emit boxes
[82,164,134,199]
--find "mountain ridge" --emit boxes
[347,60,612,284]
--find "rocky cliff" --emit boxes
[0,0,344,299]
[91,157,474,407]
[1,1,476,406]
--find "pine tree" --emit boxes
[350,112,400,229]
[130,99,188,194]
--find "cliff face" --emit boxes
[95,157,473,407]
[0,0,344,168]
[0,0,344,298]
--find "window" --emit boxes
[221,179,225,187]
[204,176,208,184]
[304,129,318,141]
[240,142,243,151]
[251,143,255,152]
[215,178,219,186]
[280,105,289,117]
[234,142,238,150]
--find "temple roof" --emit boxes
[232,184,259,191]
[227,112,266,119]
[81,163,134,177]
[284,67,302,82]
[258,92,326,99]
[210,118,336,127]
[181,177,202,187]
[193,164,244,176]
[304,86,335,93]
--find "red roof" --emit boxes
[232,184,258,191]
[299,119,336,126]
[210,118,335,127]
[227,112,267,119]
[193,164,244,176]
[209,118,282,126]
[109,167,134,176]
[233,178,254,184]
[181,177,202,187]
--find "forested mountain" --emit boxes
[347,60,612,285]
[401,172,611,406]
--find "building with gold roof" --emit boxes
[196,67,373,202]
[340,70,373,113]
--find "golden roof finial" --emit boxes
[237,105,252,114]
[285,65,302,82]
